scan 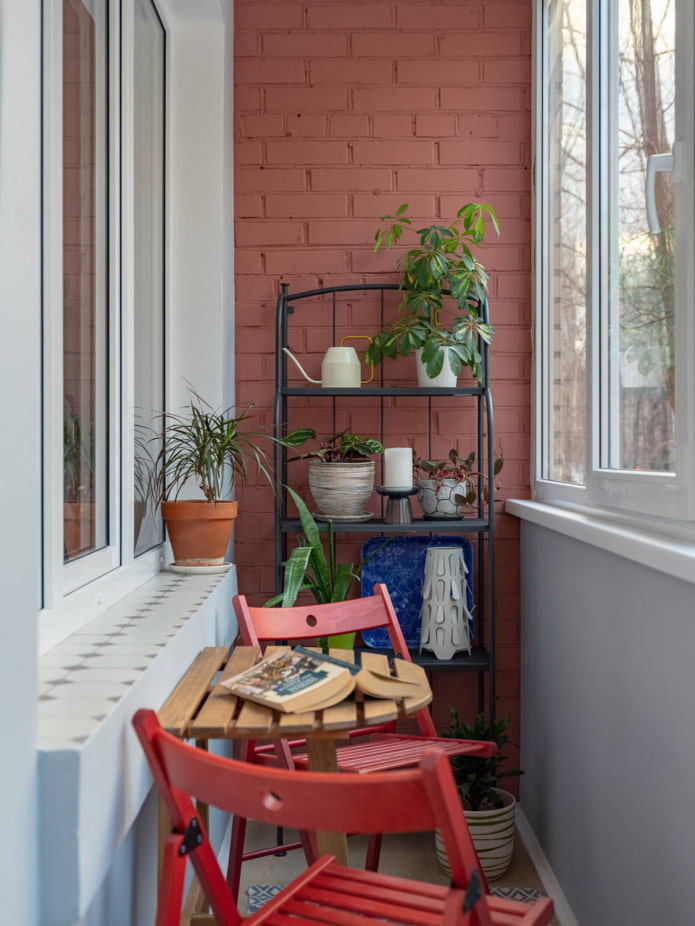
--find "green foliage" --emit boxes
[280,428,384,462]
[367,203,500,383]
[151,388,273,504]
[413,449,504,509]
[442,711,523,811]
[64,412,94,503]
[265,487,361,608]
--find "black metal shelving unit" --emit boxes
[273,283,497,717]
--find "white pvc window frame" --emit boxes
[42,0,165,611]
[534,0,695,526]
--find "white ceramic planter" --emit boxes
[308,460,375,519]
[435,789,517,881]
[416,350,458,388]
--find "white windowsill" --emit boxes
[38,567,238,926]
[506,499,695,587]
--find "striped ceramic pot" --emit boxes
[308,460,375,519]
[435,789,516,881]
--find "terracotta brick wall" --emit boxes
[234,0,532,730]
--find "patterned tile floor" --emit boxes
[38,572,226,747]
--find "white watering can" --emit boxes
[283,335,374,388]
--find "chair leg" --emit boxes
[365,833,382,871]
[226,812,247,898]
[157,835,188,926]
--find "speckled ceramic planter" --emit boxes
[416,478,469,519]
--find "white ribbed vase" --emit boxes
[435,789,517,881]
[419,546,472,660]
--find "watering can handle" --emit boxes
[340,335,374,384]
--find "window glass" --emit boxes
[607,0,675,472]
[545,0,588,484]
[62,0,108,561]
[133,0,165,555]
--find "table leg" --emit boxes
[304,739,349,866]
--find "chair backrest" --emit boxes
[132,708,490,924]
[233,582,438,736]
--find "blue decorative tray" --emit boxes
[360,535,474,649]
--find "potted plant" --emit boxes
[413,448,503,519]
[63,410,95,558]
[365,202,500,386]
[436,712,523,881]
[280,428,384,520]
[150,389,273,569]
[266,487,390,648]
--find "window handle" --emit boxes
[645,148,674,234]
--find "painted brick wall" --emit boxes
[234,0,532,730]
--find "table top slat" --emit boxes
[158,647,229,736]
[392,659,433,713]
[359,651,391,675]
[276,710,320,734]
[361,697,400,725]
[231,698,277,736]
[327,648,355,664]
[320,698,359,731]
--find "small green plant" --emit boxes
[266,487,387,609]
[280,428,384,463]
[441,711,523,811]
[64,411,94,503]
[414,449,504,508]
[151,388,273,504]
[366,203,500,383]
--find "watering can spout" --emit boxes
[283,348,321,384]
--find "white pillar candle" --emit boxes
[383,447,413,488]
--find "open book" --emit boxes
[220,646,419,714]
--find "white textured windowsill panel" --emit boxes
[506,499,695,587]
[38,568,237,926]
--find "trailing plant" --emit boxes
[366,202,500,383]
[280,428,384,463]
[441,711,523,811]
[413,448,504,509]
[150,388,273,504]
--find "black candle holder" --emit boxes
[376,486,418,524]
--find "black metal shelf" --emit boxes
[281,386,486,397]
[274,282,497,717]
[280,517,490,534]
[356,645,490,672]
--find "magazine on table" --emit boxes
[220,646,419,713]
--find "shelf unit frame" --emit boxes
[273,282,497,716]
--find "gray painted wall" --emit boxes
[519,521,695,925]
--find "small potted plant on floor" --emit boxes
[413,448,503,519]
[151,388,273,569]
[436,712,523,881]
[366,202,500,386]
[280,428,384,521]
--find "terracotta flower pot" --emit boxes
[161,500,238,566]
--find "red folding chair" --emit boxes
[133,708,554,926]
[229,582,498,894]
